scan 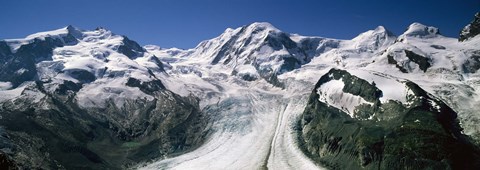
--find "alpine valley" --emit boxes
[1,13,480,170]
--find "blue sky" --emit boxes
[0,0,478,49]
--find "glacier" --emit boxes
[1,15,480,169]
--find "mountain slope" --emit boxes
[0,27,210,169]
[460,12,480,41]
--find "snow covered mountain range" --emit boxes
[1,13,480,169]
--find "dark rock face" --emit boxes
[264,32,305,72]
[387,54,408,73]
[460,12,480,41]
[0,82,209,169]
[0,41,16,84]
[0,31,81,88]
[210,27,245,65]
[231,70,258,81]
[387,50,431,73]
[0,151,18,170]
[126,78,166,95]
[0,38,58,87]
[147,55,166,72]
[299,68,480,170]
[279,56,301,73]
[0,127,16,169]
[55,80,82,95]
[117,36,146,59]
[256,31,306,88]
[313,69,382,103]
[63,69,96,83]
[462,52,480,73]
[430,44,446,50]
[404,50,431,72]
[0,41,12,57]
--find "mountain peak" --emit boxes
[246,22,276,28]
[401,22,440,38]
[374,25,386,31]
[459,12,480,41]
[65,25,83,38]
[243,22,281,34]
[24,26,72,40]
[95,26,108,31]
[354,25,395,38]
[4,25,83,52]
[350,25,395,51]
[65,25,76,30]
[19,25,84,41]
[374,26,390,34]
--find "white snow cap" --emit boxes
[245,22,279,32]
[5,25,83,52]
[144,45,162,51]
[316,79,373,117]
[22,25,82,40]
[350,25,396,51]
[401,22,440,38]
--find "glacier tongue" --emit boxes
[139,39,327,169]
[139,72,323,170]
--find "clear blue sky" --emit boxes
[0,0,478,49]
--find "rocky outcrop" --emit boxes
[462,51,480,73]
[387,54,408,73]
[299,68,480,169]
[386,50,431,73]
[404,50,431,72]
[0,41,12,57]
[117,36,146,59]
[460,12,480,41]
